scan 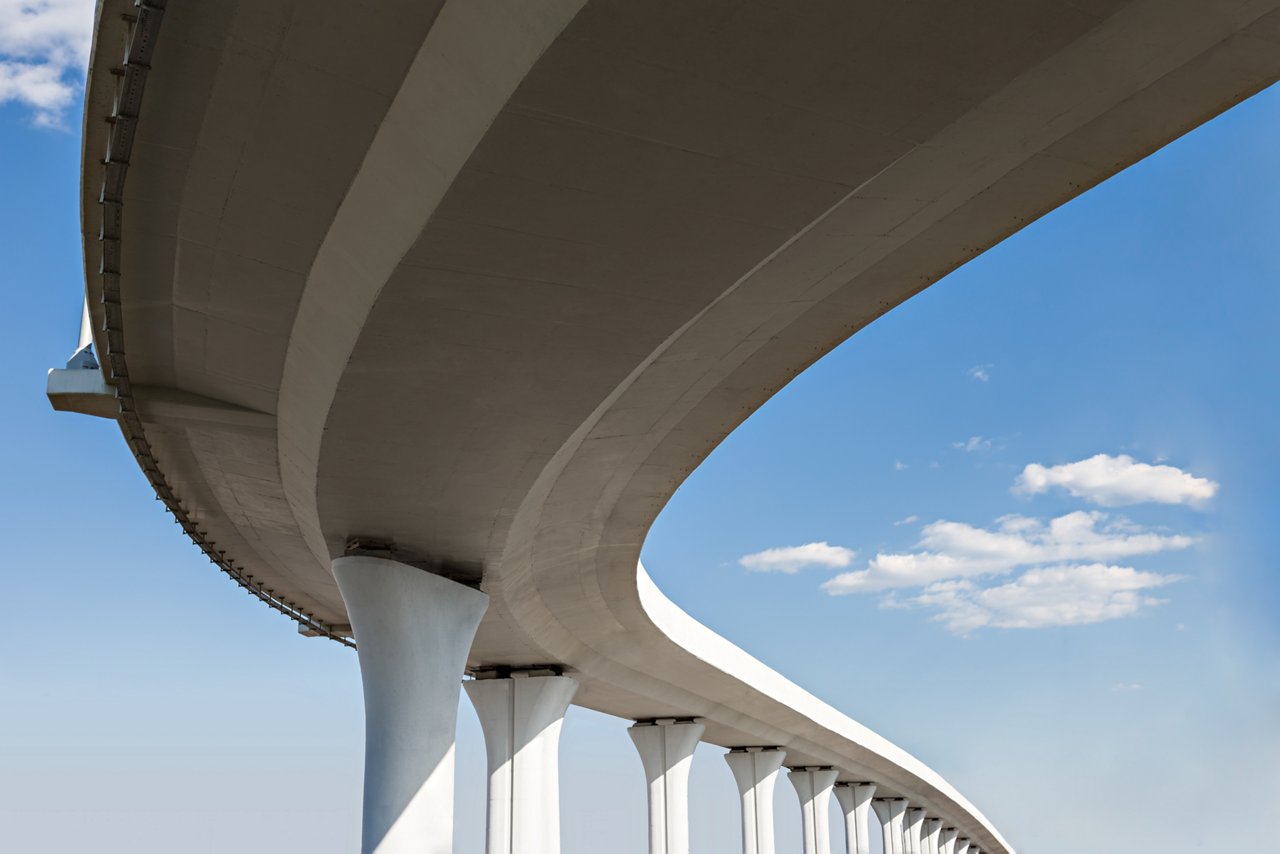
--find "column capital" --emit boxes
[633,716,702,726]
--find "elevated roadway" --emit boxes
[55,1,1280,851]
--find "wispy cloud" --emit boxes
[967,364,993,382]
[1112,681,1145,693]
[893,514,919,527]
[1014,453,1218,507]
[739,542,855,574]
[953,435,992,453]
[894,460,908,471]
[905,564,1180,634]
[823,510,1193,594]
[0,0,95,127]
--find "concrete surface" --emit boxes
[65,0,1280,850]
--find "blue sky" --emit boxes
[3,6,1279,853]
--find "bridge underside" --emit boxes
[74,1,1280,850]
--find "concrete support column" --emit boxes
[833,782,876,854]
[955,838,971,854]
[333,555,489,854]
[871,799,908,854]
[724,747,786,854]
[938,827,958,854]
[923,818,942,854]
[787,767,838,854]
[464,672,579,854]
[629,719,705,854]
[904,808,926,854]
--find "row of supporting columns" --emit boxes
[334,555,986,854]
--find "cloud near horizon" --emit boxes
[739,541,855,574]
[0,0,95,127]
[1014,453,1218,507]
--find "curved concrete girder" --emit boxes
[77,0,484,621]
[275,0,587,573]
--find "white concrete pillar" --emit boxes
[871,798,908,854]
[725,747,786,854]
[938,827,958,854]
[955,838,971,854]
[923,818,943,854]
[464,672,579,854]
[788,767,838,854]
[333,555,489,854]
[629,719,705,854]
[833,782,876,854]
[904,808,926,854]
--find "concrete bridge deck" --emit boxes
[55,1,1280,851]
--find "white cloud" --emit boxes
[740,542,855,574]
[953,435,992,453]
[822,510,1194,593]
[894,460,908,471]
[893,514,919,527]
[911,563,1179,634]
[967,364,993,382]
[0,0,95,126]
[1014,453,1218,507]
[814,454,1216,632]
[1112,682,1145,693]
